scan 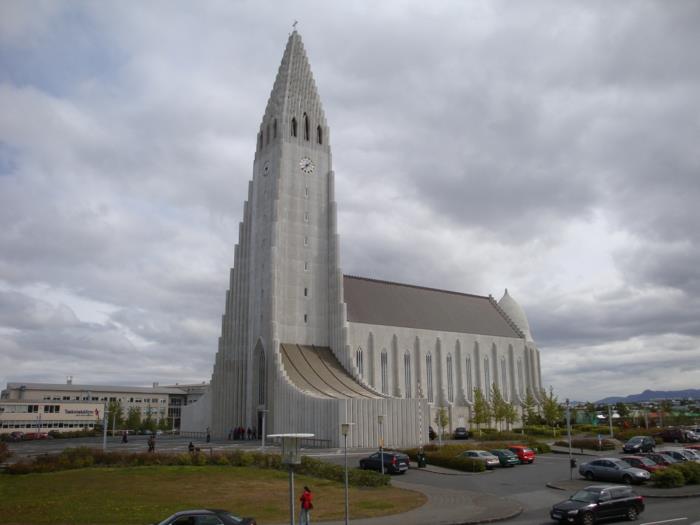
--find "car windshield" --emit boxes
[612,459,630,468]
[629,437,643,443]
[637,457,656,466]
[571,490,599,503]
[523,448,533,454]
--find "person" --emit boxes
[206,428,211,443]
[121,430,128,444]
[148,434,155,453]
[299,486,313,525]
[188,441,195,454]
[247,427,252,440]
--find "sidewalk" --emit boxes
[270,478,523,525]
[546,478,700,498]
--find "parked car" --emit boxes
[550,485,644,525]
[619,455,665,473]
[8,431,24,442]
[358,450,410,474]
[490,449,520,467]
[622,436,655,453]
[508,445,536,464]
[578,458,650,484]
[454,427,470,440]
[154,509,256,525]
[458,450,500,469]
[639,452,678,466]
[680,449,700,463]
[22,432,52,440]
[657,428,695,443]
[662,449,690,463]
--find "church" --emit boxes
[181,31,544,448]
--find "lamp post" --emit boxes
[341,422,355,525]
[268,433,314,525]
[102,403,109,451]
[377,414,385,475]
[566,398,573,480]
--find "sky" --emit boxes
[0,1,698,402]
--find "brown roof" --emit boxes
[343,275,523,339]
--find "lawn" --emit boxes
[0,465,426,525]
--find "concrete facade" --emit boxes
[187,31,543,446]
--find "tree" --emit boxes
[584,402,597,425]
[521,389,538,426]
[434,406,449,444]
[490,384,507,431]
[125,406,141,431]
[542,386,564,436]
[470,388,491,434]
[503,402,519,430]
[107,400,124,430]
[659,400,673,427]
[615,402,630,423]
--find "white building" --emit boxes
[183,31,543,447]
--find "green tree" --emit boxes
[158,415,171,432]
[659,400,673,427]
[434,406,449,443]
[503,402,519,430]
[542,386,564,436]
[521,389,538,426]
[615,402,629,424]
[584,402,597,425]
[470,388,491,435]
[107,400,124,431]
[490,384,507,431]
[125,406,141,431]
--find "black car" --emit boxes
[359,450,410,474]
[550,485,644,525]
[154,509,256,525]
[454,427,470,440]
[622,436,655,453]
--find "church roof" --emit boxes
[343,275,524,339]
[498,288,534,342]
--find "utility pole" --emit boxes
[608,405,613,438]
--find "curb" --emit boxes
[546,481,700,499]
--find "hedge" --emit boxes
[652,468,685,488]
[614,428,663,443]
[554,438,616,451]
[4,447,389,487]
[403,446,485,472]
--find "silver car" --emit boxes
[578,458,650,484]
[459,449,501,469]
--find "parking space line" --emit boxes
[640,518,688,525]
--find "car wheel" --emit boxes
[626,506,638,521]
[584,471,594,481]
[622,474,633,485]
[581,512,595,525]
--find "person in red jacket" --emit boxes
[299,486,313,525]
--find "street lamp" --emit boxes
[341,422,355,525]
[268,433,314,525]
[377,414,385,475]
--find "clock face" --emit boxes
[299,157,315,174]
[263,161,270,176]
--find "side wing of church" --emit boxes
[181,31,543,448]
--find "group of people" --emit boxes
[228,426,257,440]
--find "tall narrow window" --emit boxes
[426,353,434,403]
[404,353,412,398]
[356,348,364,378]
[466,356,473,401]
[517,360,524,396]
[273,119,277,138]
[501,358,508,400]
[447,354,454,403]
[304,186,309,198]
[257,132,263,150]
[303,113,310,140]
[304,236,308,246]
[258,350,266,405]
[380,351,388,394]
[304,212,309,222]
[304,261,308,271]
[304,287,308,297]
[317,125,323,144]
[484,357,490,400]
[291,117,297,137]
[304,314,308,323]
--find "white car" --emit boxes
[458,449,501,469]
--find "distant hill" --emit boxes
[597,389,700,404]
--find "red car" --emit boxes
[639,452,678,466]
[621,455,665,473]
[508,445,536,464]
[22,432,52,440]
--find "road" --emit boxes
[5,438,700,525]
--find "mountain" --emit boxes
[597,389,700,404]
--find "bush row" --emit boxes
[4,447,389,487]
[554,438,616,451]
[613,428,664,443]
[652,462,700,488]
[403,446,485,472]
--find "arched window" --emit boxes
[447,354,454,403]
[380,351,388,394]
[316,125,323,144]
[273,119,277,138]
[291,117,297,137]
[501,357,508,400]
[404,353,412,399]
[258,350,266,405]
[484,357,490,400]
[303,113,310,141]
[426,353,434,403]
[465,356,473,401]
[356,347,364,378]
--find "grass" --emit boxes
[0,465,426,525]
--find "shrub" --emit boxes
[669,462,700,485]
[555,438,615,451]
[479,432,524,441]
[652,467,685,488]
[529,441,551,454]
[614,428,663,443]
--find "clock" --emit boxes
[263,161,270,176]
[299,157,315,174]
